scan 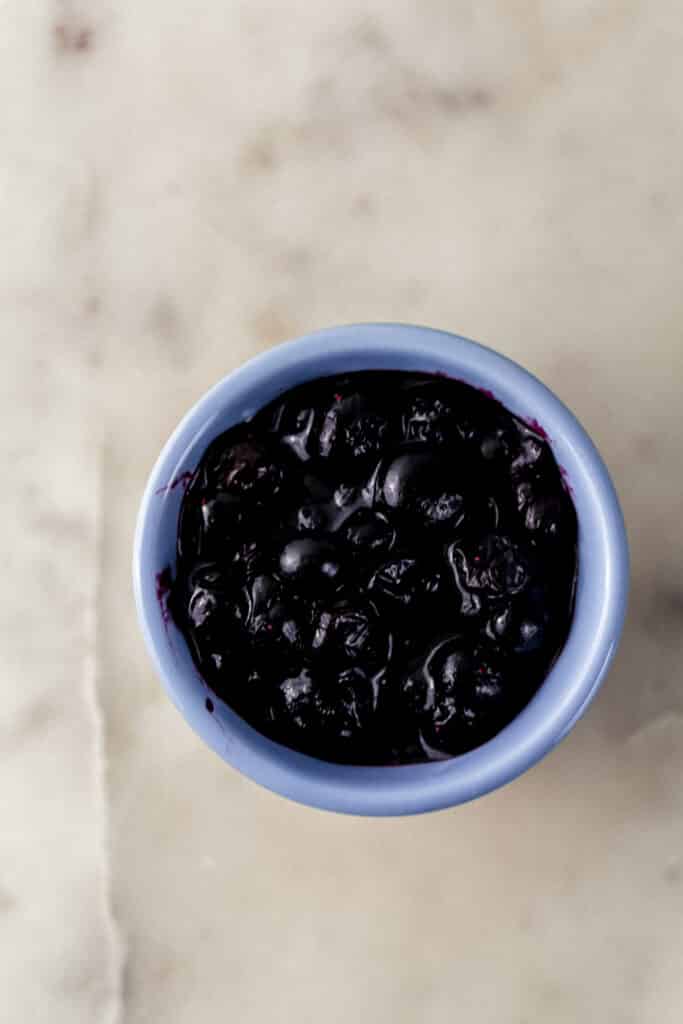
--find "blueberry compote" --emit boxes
[171,372,577,764]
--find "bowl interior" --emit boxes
[134,324,628,815]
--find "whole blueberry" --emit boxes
[402,385,457,445]
[318,391,392,462]
[212,438,284,501]
[369,557,441,609]
[279,538,343,586]
[312,601,389,668]
[381,452,468,529]
[343,510,396,555]
[448,534,532,603]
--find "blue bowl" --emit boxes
[133,324,629,815]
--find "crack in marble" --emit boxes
[85,449,126,1024]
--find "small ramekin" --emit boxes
[133,324,629,815]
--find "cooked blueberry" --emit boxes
[279,538,343,585]
[312,601,389,667]
[296,503,327,532]
[212,438,284,500]
[271,400,317,461]
[230,538,264,576]
[240,574,307,650]
[418,492,466,525]
[267,665,378,758]
[512,617,547,655]
[200,646,259,707]
[333,483,360,509]
[382,452,435,509]
[401,636,468,716]
[487,587,551,656]
[188,586,218,629]
[337,666,378,713]
[274,669,318,731]
[479,425,515,464]
[448,534,532,601]
[318,392,391,462]
[241,573,279,629]
[515,480,534,513]
[402,386,456,445]
[173,369,578,766]
[511,429,547,476]
[187,561,231,593]
[458,654,509,740]
[381,452,468,528]
[193,492,251,557]
[180,563,238,636]
[200,492,242,531]
[318,668,376,742]
[369,557,440,609]
[523,494,568,540]
[404,638,512,755]
[345,412,390,460]
[343,511,395,554]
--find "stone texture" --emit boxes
[2,1,683,1022]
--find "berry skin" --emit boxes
[368,557,441,610]
[212,438,284,501]
[400,636,469,717]
[269,399,318,461]
[345,412,390,460]
[279,538,343,586]
[181,562,238,639]
[486,585,553,657]
[270,666,376,758]
[510,430,546,477]
[194,492,249,558]
[343,511,396,555]
[523,494,568,541]
[401,636,511,756]
[318,668,376,745]
[318,391,392,462]
[448,534,532,606]
[238,573,309,657]
[188,586,218,631]
[312,601,389,668]
[274,668,318,732]
[402,386,457,445]
[478,425,515,465]
[296,503,328,532]
[381,452,468,529]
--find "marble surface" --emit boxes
[2,1,683,1021]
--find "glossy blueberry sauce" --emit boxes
[170,372,578,764]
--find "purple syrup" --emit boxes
[169,371,578,765]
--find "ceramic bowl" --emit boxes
[133,324,629,815]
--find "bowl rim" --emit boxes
[133,323,630,815]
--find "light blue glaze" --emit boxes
[133,325,629,815]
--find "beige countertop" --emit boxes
[2,2,683,1021]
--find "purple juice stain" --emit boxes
[155,567,173,624]
[559,465,574,496]
[524,417,550,441]
[155,471,196,497]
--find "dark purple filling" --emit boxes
[171,371,577,765]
